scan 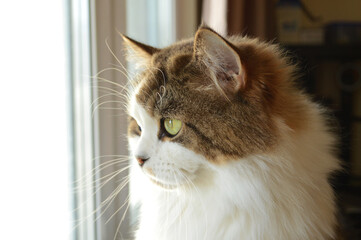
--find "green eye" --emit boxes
[164,118,182,136]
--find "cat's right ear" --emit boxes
[193,27,246,99]
[121,35,159,67]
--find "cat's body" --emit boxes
[124,27,340,240]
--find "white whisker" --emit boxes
[113,195,131,240]
[105,38,131,78]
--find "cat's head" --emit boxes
[124,27,299,190]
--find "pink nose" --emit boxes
[136,156,149,167]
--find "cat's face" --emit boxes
[125,27,296,189]
[128,96,206,189]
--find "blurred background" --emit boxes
[0,0,360,239]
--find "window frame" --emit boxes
[68,0,98,239]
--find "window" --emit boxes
[0,1,73,239]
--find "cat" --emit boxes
[122,26,341,240]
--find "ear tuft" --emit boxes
[194,28,246,96]
[121,34,159,68]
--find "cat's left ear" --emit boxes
[193,28,246,96]
[121,35,159,68]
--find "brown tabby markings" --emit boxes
[130,28,310,164]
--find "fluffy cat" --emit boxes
[122,26,341,240]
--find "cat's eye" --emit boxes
[163,118,182,136]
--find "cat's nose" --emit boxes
[136,156,149,167]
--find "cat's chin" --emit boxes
[148,177,179,190]
[142,168,186,191]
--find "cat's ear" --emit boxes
[193,27,246,96]
[121,35,159,67]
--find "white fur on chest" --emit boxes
[129,98,338,240]
[133,144,338,240]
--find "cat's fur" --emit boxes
[123,27,340,240]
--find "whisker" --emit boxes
[99,175,130,208]
[96,167,131,196]
[91,75,131,94]
[106,194,130,224]
[91,93,128,108]
[91,93,128,111]
[94,85,131,99]
[71,180,129,236]
[92,100,128,116]
[73,159,129,192]
[151,66,167,87]
[105,38,131,78]
[73,157,129,186]
[108,63,138,86]
[113,195,131,240]
[94,67,132,83]
[95,177,130,223]
[72,165,130,217]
